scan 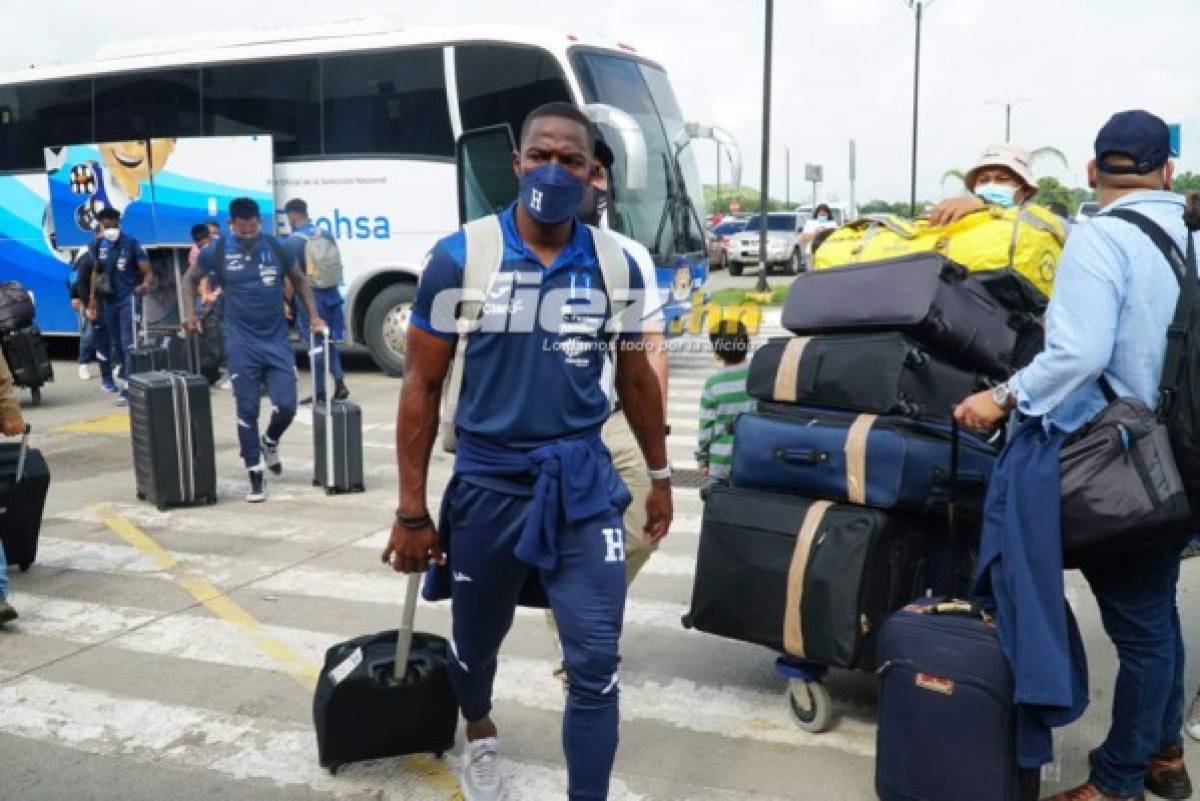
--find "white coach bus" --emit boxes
[0,19,738,373]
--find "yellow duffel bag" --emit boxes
[813,205,1066,299]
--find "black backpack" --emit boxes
[1107,194,1200,522]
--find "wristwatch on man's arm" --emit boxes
[991,382,1018,411]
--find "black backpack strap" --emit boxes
[263,234,291,273]
[1104,207,1199,416]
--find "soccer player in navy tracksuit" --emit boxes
[85,207,152,404]
[383,103,673,801]
[182,197,325,503]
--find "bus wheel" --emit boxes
[364,283,415,377]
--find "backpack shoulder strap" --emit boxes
[211,237,226,281]
[442,215,504,452]
[586,225,632,337]
[263,234,291,271]
[1104,207,1199,415]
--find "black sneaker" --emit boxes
[0,598,18,625]
[260,436,282,475]
[246,469,267,503]
[334,380,350,401]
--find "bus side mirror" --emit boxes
[583,103,648,192]
[676,122,742,192]
[456,124,519,225]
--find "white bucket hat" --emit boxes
[963,144,1037,191]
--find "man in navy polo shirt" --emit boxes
[85,207,152,403]
[182,197,324,503]
[383,102,672,801]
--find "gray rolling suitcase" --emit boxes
[311,331,364,494]
[128,371,217,510]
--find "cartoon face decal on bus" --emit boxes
[67,138,177,231]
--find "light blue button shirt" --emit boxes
[1009,190,1195,434]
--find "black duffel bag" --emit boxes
[0,282,35,332]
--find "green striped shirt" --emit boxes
[695,364,755,479]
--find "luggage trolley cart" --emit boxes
[775,657,834,733]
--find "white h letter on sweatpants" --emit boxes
[601,527,625,563]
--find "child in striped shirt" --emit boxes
[696,323,755,486]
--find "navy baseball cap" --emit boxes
[1094,110,1171,175]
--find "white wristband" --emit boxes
[647,464,672,481]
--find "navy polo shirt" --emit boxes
[197,234,296,345]
[411,205,644,449]
[92,234,148,302]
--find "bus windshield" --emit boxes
[571,51,706,265]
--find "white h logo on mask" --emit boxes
[601,527,625,563]
[530,187,544,212]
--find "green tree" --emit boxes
[1174,171,1200,193]
[859,199,927,216]
[704,185,790,214]
[1035,176,1076,214]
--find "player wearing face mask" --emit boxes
[929,144,1042,226]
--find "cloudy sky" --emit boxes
[4,0,1198,204]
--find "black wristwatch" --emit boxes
[395,511,433,530]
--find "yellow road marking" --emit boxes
[55,413,130,435]
[94,504,463,798]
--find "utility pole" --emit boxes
[755,0,774,293]
[906,0,933,218]
[849,138,857,218]
[785,146,790,206]
[716,141,722,213]
[986,98,1030,145]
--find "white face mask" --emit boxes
[102,228,120,242]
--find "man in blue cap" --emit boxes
[957,110,1193,801]
[382,102,672,801]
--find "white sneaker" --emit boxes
[1187,691,1200,742]
[220,378,232,391]
[461,737,506,801]
[78,364,91,380]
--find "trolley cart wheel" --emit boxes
[787,678,834,733]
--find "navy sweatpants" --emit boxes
[227,338,297,468]
[445,480,627,801]
[98,296,134,383]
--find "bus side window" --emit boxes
[203,59,321,158]
[95,69,202,140]
[322,47,454,158]
[454,44,573,146]
[0,80,93,172]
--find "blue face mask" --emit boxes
[519,163,586,225]
[976,183,1018,208]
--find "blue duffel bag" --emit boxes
[730,404,997,514]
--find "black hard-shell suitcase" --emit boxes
[747,333,991,419]
[0,282,35,332]
[782,253,1028,377]
[2,326,53,404]
[311,332,364,494]
[875,599,1040,801]
[128,371,217,510]
[0,425,50,571]
[313,574,458,773]
[683,485,928,670]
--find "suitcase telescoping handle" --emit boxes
[939,414,963,598]
[393,572,422,682]
[310,328,335,488]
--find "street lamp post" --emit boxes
[785,146,790,206]
[756,0,774,293]
[986,98,1031,144]
[716,141,722,213]
[905,0,933,218]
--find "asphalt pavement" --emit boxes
[3,291,1200,800]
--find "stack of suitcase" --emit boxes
[0,282,53,406]
[686,254,1047,675]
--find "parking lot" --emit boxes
[3,315,1200,801]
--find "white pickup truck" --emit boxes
[726,212,804,276]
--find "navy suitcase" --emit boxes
[782,253,1029,377]
[747,333,991,420]
[730,405,997,515]
[683,485,928,670]
[875,599,1039,801]
[0,425,50,571]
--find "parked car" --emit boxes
[707,219,748,270]
[727,213,804,276]
[1074,201,1100,223]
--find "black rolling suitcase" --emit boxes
[747,333,992,419]
[683,485,928,670]
[130,299,170,375]
[0,425,50,571]
[128,371,217,510]
[311,331,364,494]
[2,325,53,405]
[313,573,458,773]
[782,253,1028,377]
[0,282,35,332]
